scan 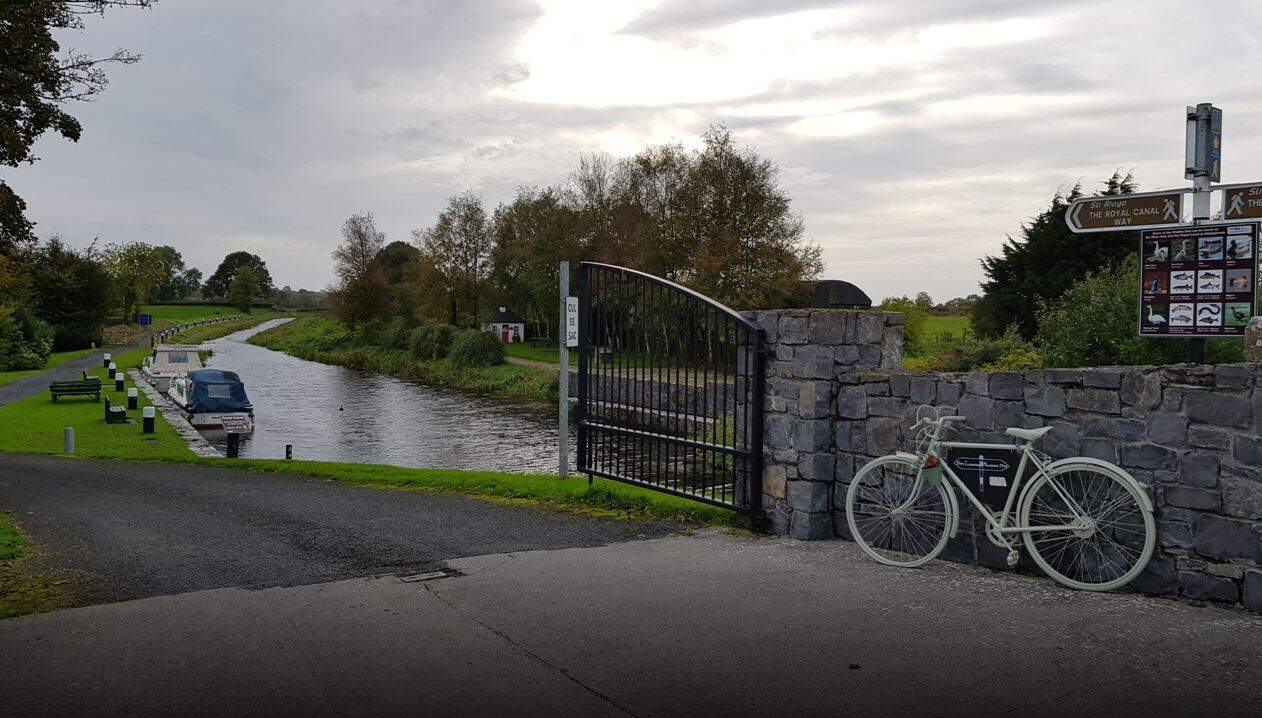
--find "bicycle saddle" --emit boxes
[1005,426,1052,442]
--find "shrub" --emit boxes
[409,324,458,360]
[53,323,102,351]
[926,326,1036,372]
[878,296,926,350]
[381,316,413,350]
[354,319,386,346]
[448,329,506,367]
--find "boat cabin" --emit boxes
[142,344,204,391]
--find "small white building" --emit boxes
[483,307,526,343]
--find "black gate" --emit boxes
[576,263,765,515]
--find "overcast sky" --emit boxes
[11,0,1262,300]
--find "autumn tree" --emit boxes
[490,187,585,337]
[329,213,389,327]
[103,241,163,322]
[414,192,494,327]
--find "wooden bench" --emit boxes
[104,396,127,424]
[49,377,102,403]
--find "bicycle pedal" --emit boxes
[1006,551,1019,567]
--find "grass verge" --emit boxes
[250,314,558,401]
[165,311,289,344]
[0,348,94,388]
[141,304,242,323]
[506,342,560,364]
[0,511,23,560]
[0,513,74,619]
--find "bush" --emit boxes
[448,330,506,367]
[381,316,413,350]
[354,320,386,346]
[53,323,102,351]
[409,324,458,360]
[878,297,927,350]
[924,326,1036,372]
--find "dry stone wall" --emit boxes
[746,308,1262,613]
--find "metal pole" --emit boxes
[558,261,570,479]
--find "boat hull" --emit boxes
[186,412,254,432]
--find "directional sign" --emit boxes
[1209,106,1223,182]
[1223,185,1262,219]
[1066,192,1184,233]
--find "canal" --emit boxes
[199,319,570,473]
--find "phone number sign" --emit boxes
[1140,223,1258,336]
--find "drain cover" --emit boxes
[399,570,448,583]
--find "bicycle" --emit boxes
[844,406,1156,591]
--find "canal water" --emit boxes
[198,319,571,473]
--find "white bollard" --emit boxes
[64,427,74,453]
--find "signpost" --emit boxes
[558,261,572,479]
[1066,191,1185,232]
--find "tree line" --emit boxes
[330,128,824,336]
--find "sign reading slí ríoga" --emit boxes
[1223,185,1262,220]
[1066,192,1184,232]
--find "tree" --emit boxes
[414,192,494,327]
[490,186,585,338]
[28,236,110,348]
[1,1,155,248]
[203,251,273,298]
[227,265,262,312]
[329,213,389,327]
[150,245,201,301]
[103,241,163,323]
[376,240,423,317]
[973,172,1140,339]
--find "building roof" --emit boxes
[810,280,872,309]
[487,306,526,323]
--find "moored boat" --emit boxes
[141,344,204,392]
[167,368,255,431]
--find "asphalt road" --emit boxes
[0,453,678,607]
[0,350,107,406]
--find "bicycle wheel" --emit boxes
[845,455,952,567]
[1018,462,1155,591]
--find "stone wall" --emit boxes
[747,308,1262,612]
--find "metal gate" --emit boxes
[576,263,765,515]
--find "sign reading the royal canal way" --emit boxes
[565,296,579,348]
[1223,185,1262,219]
[1139,223,1258,337]
[1066,192,1184,232]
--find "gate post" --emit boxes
[576,265,589,483]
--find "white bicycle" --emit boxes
[844,407,1156,591]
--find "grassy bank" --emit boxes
[0,348,94,388]
[0,512,73,619]
[0,512,23,561]
[165,311,288,344]
[506,342,560,364]
[249,314,558,401]
[142,304,241,323]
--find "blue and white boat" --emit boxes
[167,368,255,432]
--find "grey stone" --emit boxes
[834,454,855,482]
[909,377,937,404]
[1159,387,1185,413]
[1188,425,1232,450]
[1185,391,1251,428]
[994,401,1025,430]
[1232,435,1262,465]
[752,311,778,344]
[1157,518,1194,548]
[1221,476,1262,520]
[1120,444,1177,470]
[798,381,832,419]
[864,381,889,396]
[1148,412,1187,447]
[765,416,794,450]
[1244,569,1262,612]
[834,346,861,366]
[889,374,910,397]
[989,372,1023,400]
[836,386,867,419]
[807,311,850,344]
[1163,486,1220,511]
[1131,554,1176,595]
[1120,370,1161,409]
[1042,421,1082,458]
[1180,452,1219,488]
[792,346,833,379]
[787,480,831,513]
[1023,385,1066,417]
[1177,556,1208,572]
[789,510,833,540]
[936,382,962,406]
[1216,364,1253,389]
[1082,370,1123,389]
[1179,572,1239,603]
[856,346,883,368]
[793,419,832,453]
[1080,438,1118,462]
[1066,387,1121,414]
[1221,462,1262,482]
[1195,513,1262,562]
[856,313,885,344]
[797,453,836,482]
[774,345,794,362]
[1084,417,1145,441]
[964,372,989,396]
[778,315,808,344]
[1044,368,1084,384]
[865,418,901,456]
[958,395,994,430]
[1207,563,1245,580]
[834,421,866,453]
[867,396,906,418]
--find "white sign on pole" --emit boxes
[565,296,579,348]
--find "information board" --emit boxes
[1140,223,1258,336]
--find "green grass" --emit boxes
[142,304,241,323]
[506,342,561,364]
[0,348,94,387]
[250,314,559,400]
[165,311,288,344]
[0,347,194,461]
[0,512,24,561]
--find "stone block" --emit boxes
[864,381,890,396]
[890,374,911,397]
[793,419,832,453]
[1121,444,1177,470]
[1085,417,1145,441]
[789,510,833,540]
[1179,571,1239,603]
[752,311,778,344]
[1188,425,1232,450]
[798,381,832,419]
[765,415,794,450]
[762,464,787,499]
[834,454,855,482]
[1215,364,1252,389]
[1130,554,1176,595]
[792,346,834,379]
[807,311,850,344]
[1147,412,1187,447]
[1080,438,1119,462]
[1178,452,1219,488]
[1185,391,1251,428]
[774,345,794,362]
[778,315,808,344]
[1066,387,1121,414]
[964,372,989,396]
[835,421,866,452]
[989,372,1023,400]
[1221,476,1262,520]
[1157,517,1194,548]
[1042,421,1082,458]
[797,453,836,481]
[1245,318,1262,362]
[1207,563,1245,580]
[1082,370,1122,389]
[1023,385,1066,417]
[994,400,1025,430]
[857,346,883,368]
[1195,513,1262,562]
[1232,434,1262,465]
[1044,368,1084,384]
[909,377,937,404]
[1177,556,1207,572]
[1244,569,1262,612]
[856,313,885,344]
[1163,486,1219,511]
[936,381,962,406]
[958,395,994,430]
[787,480,831,513]
[836,386,867,419]
[1120,370,1161,409]
[867,396,906,418]
[1162,364,1216,386]
[865,418,901,456]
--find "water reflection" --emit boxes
[199,319,571,473]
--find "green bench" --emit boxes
[49,376,103,403]
[104,396,127,424]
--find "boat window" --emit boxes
[206,384,233,398]
[167,352,188,363]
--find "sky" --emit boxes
[10,0,1262,301]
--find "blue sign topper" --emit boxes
[1208,106,1222,183]
[138,313,152,326]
